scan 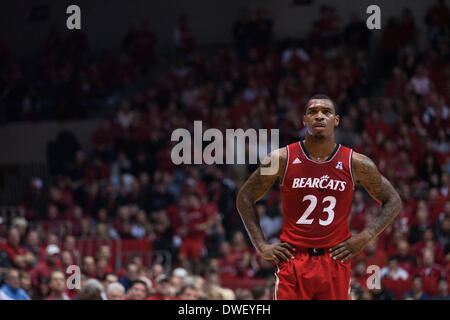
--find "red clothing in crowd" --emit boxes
[178,205,210,261]
[0,241,30,268]
[29,260,63,288]
[415,265,444,297]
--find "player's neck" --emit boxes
[303,135,336,161]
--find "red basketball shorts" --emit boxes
[274,248,351,300]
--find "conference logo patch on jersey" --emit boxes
[291,175,347,191]
[292,158,302,164]
[336,161,343,170]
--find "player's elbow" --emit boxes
[391,192,403,217]
[236,187,253,212]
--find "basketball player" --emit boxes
[236,94,402,300]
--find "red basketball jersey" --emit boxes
[280,141,354,248]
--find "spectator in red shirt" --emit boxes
[148,275,176,300]
[0,228,35,270]
[414,227,445,265]
[29,244,62,288]
[350,190,367,233]
[357,239,388,269]
[62,235,80,264]
[394,239,418,276]
[415,248,444,297]
[381,256,410,299]
[352,259,369,290]
[45,270,70,300]
[178,193,212,269]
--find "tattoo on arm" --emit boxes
[352,153,403,239]
[236,149,286,251]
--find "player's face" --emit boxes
[303,99,339,138]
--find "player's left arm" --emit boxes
[329,151,402,262]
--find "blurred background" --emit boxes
[0,0,449,300]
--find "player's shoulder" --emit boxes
[351,151,380,182]
[351,151,376,167]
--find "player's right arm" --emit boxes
[236,147,295,264]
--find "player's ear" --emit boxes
[334,114,340,127]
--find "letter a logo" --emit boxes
[366,5,381,30]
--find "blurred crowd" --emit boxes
[0,1,450,300]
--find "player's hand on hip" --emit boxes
[329,231,372,263]
[258,242,296,264]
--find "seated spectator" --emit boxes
[257,203,282,241]
[409,204,431,244]
[349,190,368,233]
[381,257,409,280]
[24,230,45,264]
[178,193,212,270]
[102,273,119,292]
[32,276,50,300]
[119,262,139,291]
[252,254,276,279]
[11,217,28,242]
[381,256,410,299]
[251,284,271,300]
[0,247,12,276]
[76,278,104,300]
[81,256,97,278]
[352,259,369,290]
[357,238,388,270]
[436,217,450,253]
[0,268,30,300]
[415,248,444,297]
[0,228,35,270]
[170,267,188,295]
[431,277,450,300]
[147,274,176,300]
[45,270,70,300]
[126,279,149,300]
[410,65,431,97]
[402,276,429,300]
[369,282,397,300]
[177,284,199,300]
[414,227,445,265]
[393,239,417,275]
[106,282,125,300]
[234,288,253,300]
[29,244,62,288]
[62,235,81,264]
[19,270,33,298]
